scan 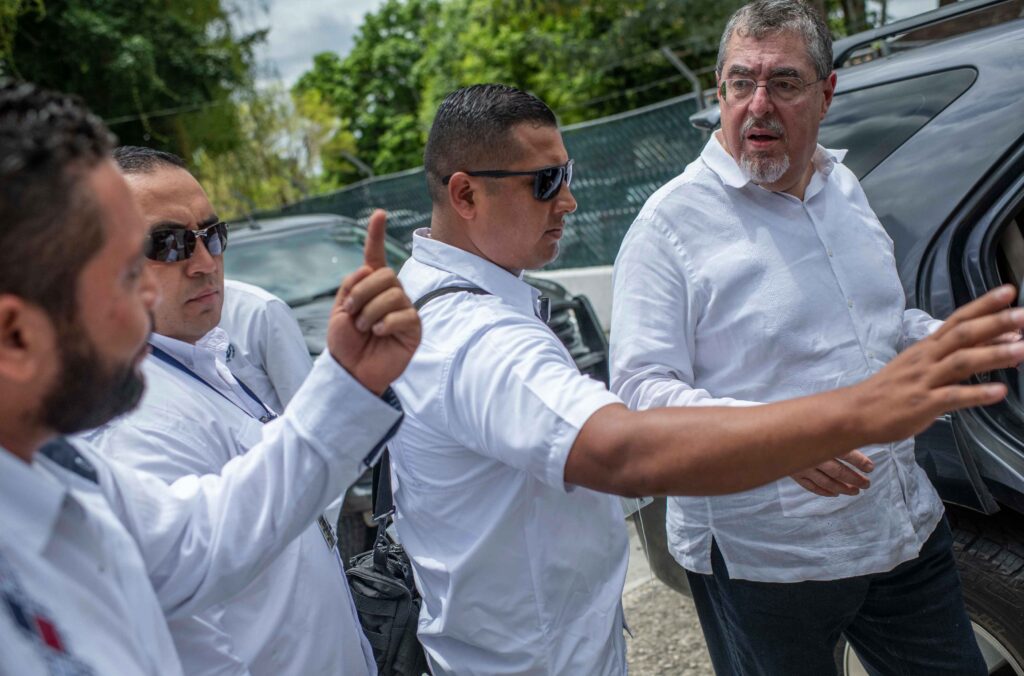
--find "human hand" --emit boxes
[327,209,421,394]
[790,449,873,497]
[988,329,1022,345]
[852,285,1024,443]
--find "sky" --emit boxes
[236,0,388,87]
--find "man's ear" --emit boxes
[0,295,56,384]
[820,71,838,119]
[447,172,478,221]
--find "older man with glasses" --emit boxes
[611,1,991,673]
[82,146,391,676]
[374,80,1024,675]
[0,81,419,676]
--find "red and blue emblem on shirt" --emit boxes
[0,551,94,675]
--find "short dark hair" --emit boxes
[423,84,558,204]
[113,145,187,175]
[717,0,833,80]
[0,80,114,325]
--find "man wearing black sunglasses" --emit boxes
[0,81,419,676]
[377,83,1024,675]
[81,146,393,676]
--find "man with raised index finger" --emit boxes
[383,82,1024,675]
[611,1,994,673]
[0,80,420,676]
[82,146,410,676]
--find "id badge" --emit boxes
[619,496,653,518]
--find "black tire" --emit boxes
[837,508,1024,674]
[949,507,1024,674]
[336,512,375,569]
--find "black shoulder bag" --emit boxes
[346,286,489,676]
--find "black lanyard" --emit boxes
[149,344,278,424]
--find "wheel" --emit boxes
[336,512,376,569]
[838,508,1024,675]
[950,508,1024,675]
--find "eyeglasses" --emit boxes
[144,221,228,263]
[442,159,574,201]
[719,77,824,103]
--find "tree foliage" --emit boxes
[294,0,441,181]
[0,0,342,215]
[297,0,750,184]
[1,0,264,156]
[1,0,907,212]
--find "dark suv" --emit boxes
[633,2,1024,672]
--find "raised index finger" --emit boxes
[363,209,389,270]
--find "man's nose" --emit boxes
[749,83,775,117]
[185,237,217,275]
[555,183,578,215]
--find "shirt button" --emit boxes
[868,352,875,359]
[827,248,834,257]
[847,299,854,308]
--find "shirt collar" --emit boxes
[150,326,231,370]
[0,445,68,555]
[410,229,540,317]
[702,131,848,194]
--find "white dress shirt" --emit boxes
[219,279,313,412]
[389,230,629,676]
[611,134,944,583]
[2,353,400,675]
[84,334,379,676]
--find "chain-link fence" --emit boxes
[264,93,707,270]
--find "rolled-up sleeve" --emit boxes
[899,308,943,352]
[93,352,402,619]
[446,320,621,491]
[610,216,761,411]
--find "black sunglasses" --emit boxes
[144,221,228,263]
[442,159,574,201]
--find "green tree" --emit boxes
[293,0,441,181]
[193,84,360,216]
[415,0,745,124]
[1,0,262,158]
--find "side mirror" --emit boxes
[689,105,720,131]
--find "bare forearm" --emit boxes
[566,287,1024,496]
[568,387,867,497]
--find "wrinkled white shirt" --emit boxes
[84,335,379,676]
[611,134,944,583]
[220,279,313,412]
[389,230,629,675]
[2,354,400,675]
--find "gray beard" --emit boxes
[741,152,790,186]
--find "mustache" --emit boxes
[742,116,785,137]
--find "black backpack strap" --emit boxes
[413,285,489,310]
[370,285,492,524]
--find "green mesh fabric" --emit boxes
[266,94,706,270]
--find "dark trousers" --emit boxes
[685,519,987,676]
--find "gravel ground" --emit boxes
[623,524,714,675]
[624,579,714,676]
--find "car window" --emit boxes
[224,227,366,304]
[819,68,976,179]
[838,0,1024,67]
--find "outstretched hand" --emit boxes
[327,209,421,394]
[854,285,1024,443]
